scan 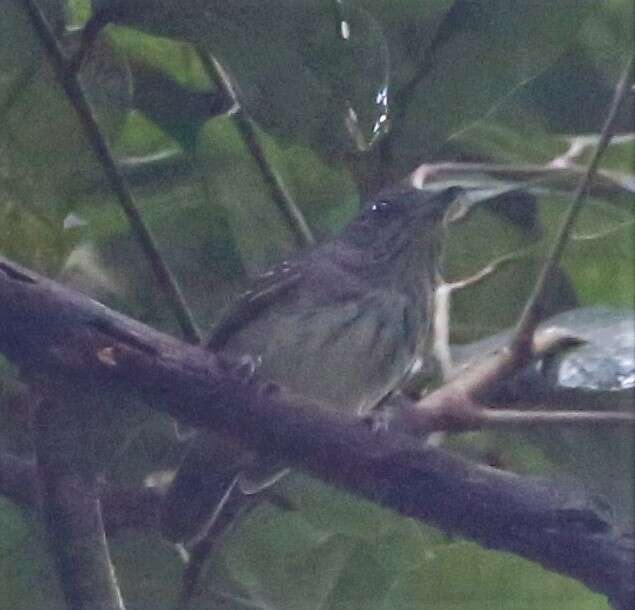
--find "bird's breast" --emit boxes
[222,290,424,416]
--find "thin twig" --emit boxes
[572,220,635,242]
[446,249,533,292]
[406,398,635,435]
[412,62,633,433]
[433,249,531,377]
[549,133,635,169]
[22,0,202,344]
[476,408,635,429]
[410,160,634,201]
[511,57,634,353]
[196,51,315,249]
[431,282,454,379]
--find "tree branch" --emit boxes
[410,159,635,203]
[32,390,126,610]
[0,255,632,608]
[0,451,163,535]
[197,52,316,249]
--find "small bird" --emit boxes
[161,185,465,545]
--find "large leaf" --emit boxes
[383,541,609,610]
[0,4,132,274]
[104,0,390,155]
[382,0,597,175]
[219,479,609,610]
[103,0,596,176]
[0,502,65,610]
[2,30,131,209]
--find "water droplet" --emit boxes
[340,20,350,40]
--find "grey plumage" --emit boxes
[161,186,461,544]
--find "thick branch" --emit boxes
[0,256,632,607]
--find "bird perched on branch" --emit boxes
[161,185,465,546]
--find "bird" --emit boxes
[160,185,465,546]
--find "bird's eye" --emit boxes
[370,200,393,216]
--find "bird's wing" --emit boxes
[207,260,303,351]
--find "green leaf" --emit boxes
[1,30,131,220]
[0,502,65,610]
[387,0,597,172]
[382,541,610,610]
[106,0,390,155]
[110,532,183,610]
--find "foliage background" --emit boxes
[0,0,633,608]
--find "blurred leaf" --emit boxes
[109,532,182,610]
[225,504,357,610]
[0,19,132,277]
[198,119,298,276]
[105,0,390,155]
[0,0,64,93]
[284,474,412,541]
[360,0,453,91]
[107,26,210,92]
[578,0,634,80]
[216,477,450,610]
[112,110,178,157]
[0,502,65,610]
[384,0,596,175]
[129,59,232,151]
[382,541,609,610]
[0,1,42,87]
[197,116,359,276]
[67,0,93,26]
[448,119,566,166]
[557,196,634,308]
[0,198,80,275]
[2,30,131,210]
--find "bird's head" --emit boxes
[340,186,464,267]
